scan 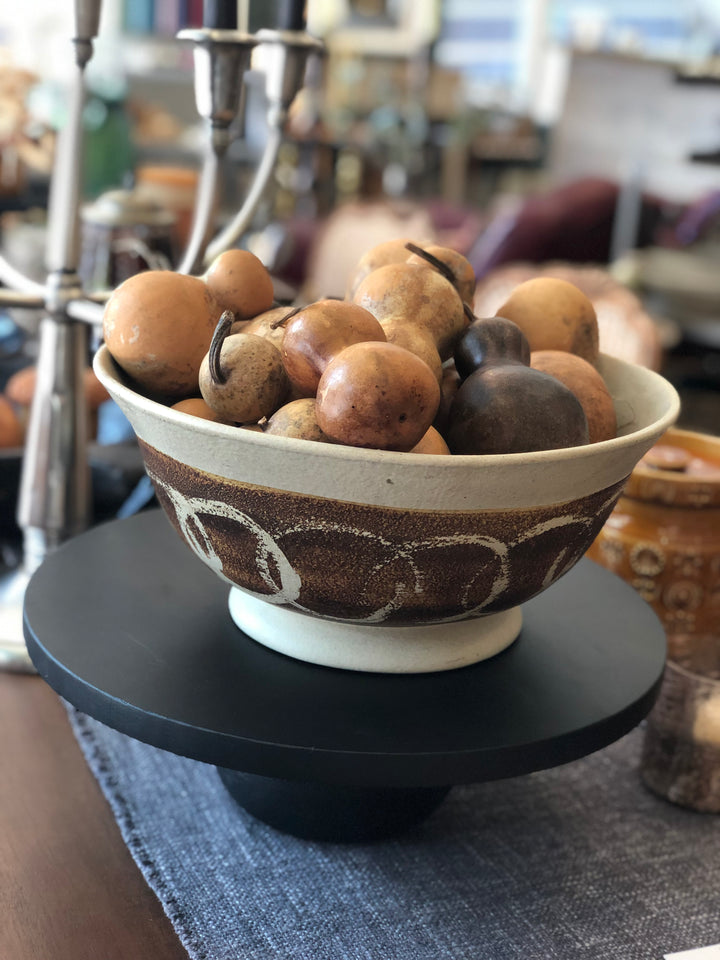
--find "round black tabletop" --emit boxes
[24,509,666,792]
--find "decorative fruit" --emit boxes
[263,398,332,442]
[530,350,616,444]
[236,305,297,352]
[410,426,451,455]
[171,397,230,423]
[281,299,386,398]
[102,270,222,400]
[316,341,440,451]
[345,237,418,298]
[199,313,288,423]
[446,364,589,455]
[433,364,461,435]
[101,244,612,458]
[405,242,476,305]
[379,316,443,384]
[495,276,599,365]
[203,248,274,320]
[352,260,467,366]
[454,315,530,379]
[447,320,589,455]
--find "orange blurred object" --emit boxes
[0,395,24,448]
[135,165,200,249]
[5,366,110,441]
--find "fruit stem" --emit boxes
[269,305,302,330]
[208,310,235,385]
[404,242,456,288]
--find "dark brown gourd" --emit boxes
[446,316,589,455]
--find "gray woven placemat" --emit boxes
[67,710,719,960]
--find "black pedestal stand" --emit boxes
[217,771,451,842]
[24,511,666,843]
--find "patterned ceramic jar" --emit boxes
[94,346,679,673]
[587,427,720,664]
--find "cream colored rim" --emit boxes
[94,345,680,511]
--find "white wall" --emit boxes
[0,0,123,85]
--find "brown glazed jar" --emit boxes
[587,427,720,666]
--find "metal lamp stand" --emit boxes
[0,0,321,671]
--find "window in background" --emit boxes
[548,0,693,59]
[434,0,718,112]
[433,0,527,109]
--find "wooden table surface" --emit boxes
[0,671,188,960]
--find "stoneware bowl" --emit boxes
[94,345,679,673]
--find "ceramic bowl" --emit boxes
[94,345,679,673]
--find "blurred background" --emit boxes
[0,0,718,549]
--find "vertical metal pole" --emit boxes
[0,3,101,669]
[18,50,93,562]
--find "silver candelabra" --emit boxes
[0,0,321,671]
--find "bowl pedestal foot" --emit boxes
[216,768,452,842]
[227,588,522,673]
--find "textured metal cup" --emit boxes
[641,635,720,812]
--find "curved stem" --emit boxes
[208,309,235,384]
[0,253,45,299]
[404,242,457,288]
[202,122,283,268]
[176,145,221,276]
[270,305,301,329]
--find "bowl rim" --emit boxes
[93,344,680,469]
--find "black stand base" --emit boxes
[23,514,668,846]
[216,768,452,843]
